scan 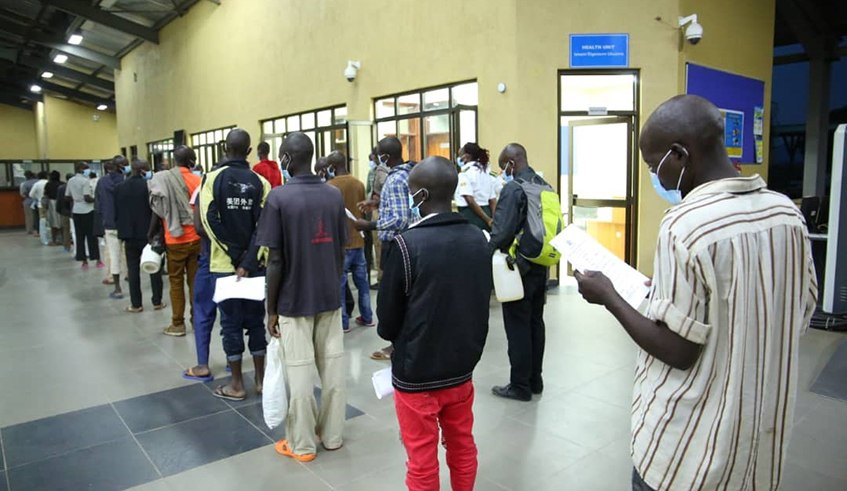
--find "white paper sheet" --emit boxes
[345,208,365,238]
[550,224,650,309]
[212,275,266,304]
[372,367,395,400]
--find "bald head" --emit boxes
[378,137,403,167]
[225,129,252,159]
[641,95,737,197]
[498,142,529,176]
[174,145,197,168]
[409,156,458,215]
[326,151,347,174]
[280,132,314,176]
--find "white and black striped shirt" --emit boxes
[633,175,817,491]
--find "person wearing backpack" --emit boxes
[489,143,563,401]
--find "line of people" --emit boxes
[19,94,819,491]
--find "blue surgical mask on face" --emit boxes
[408,188,426,221]
[144,171,153,180]
[368,160,376,170]
[282,169,292,180]
[122,166,130,175]
[327,167,336,179]
[502,161,514,183]
[457,156,464,168]
[82,169,92,177]
[650,148,686,205]
[192,170,202,176]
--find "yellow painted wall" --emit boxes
[115,0,776,275]
[0,104,38,159]
[40,95,118,159]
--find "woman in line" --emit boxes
[454,142,497,231]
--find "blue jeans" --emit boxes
[192,253,217,366]
[213,271,267,362]
[341,248,373,328]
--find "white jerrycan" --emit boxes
[492,251,524,302]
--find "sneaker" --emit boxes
[163,325,186,337]
[355,316,375,327]
[153,302,167,310]
[491,384,532,402]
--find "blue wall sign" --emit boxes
[570,34,629,68]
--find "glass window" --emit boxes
[262,121,273,135]
[305,131,316,165]
[560,74,636,112]
[317,110,332,127]
[424,114,450,159]
[190,126,235,171]
[458,110,477,146]
[452,82,478,106]
[302,112,315,130]
[375,98,394,119]
[274,119,285,134]
[197,133,206,145]
[333,106,347,124]
[397,93,420,115]
[287,116,300,132]
[377,121,396,143]
[423,88,449,111]
[214,130,223,143]
[397,118,421,161]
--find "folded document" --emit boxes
[213,275,266,304]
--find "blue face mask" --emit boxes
[368,160,376,170]
[650,149,686,205]
[457,156,464,168]
[144,171,153,180]
[82,169,92,177]
[122,166,130,175]
[282,169,292,181]
[327,167,336,179]
[408,188,426,221]
[192,170,202,176]
[502,161,514,183]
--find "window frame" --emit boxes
[259,105,349,165]
[190,125,236,172]
[146,137,174,170]
[373,80,478,162]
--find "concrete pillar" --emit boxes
[802,55,831,197]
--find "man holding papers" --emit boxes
[574,95,817,491]
[199,129,271,402]
[258,132,348,463]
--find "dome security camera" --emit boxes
[679,14,703,45]
[345,60,361,83]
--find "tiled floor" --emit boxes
[1,230,845,491]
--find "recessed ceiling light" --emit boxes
[41,71,53,79]
[68,34,83,45]
[30,84,42,93]
[97,104,108,111]
[54,54,68,64]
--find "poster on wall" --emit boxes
[721,109,744,159]
[753,106,764,136]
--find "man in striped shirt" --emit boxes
[576,95,817,491]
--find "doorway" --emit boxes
[558,70,639,266]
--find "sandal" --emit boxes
[109,291,124,299]
[370,347,393,361]
[183,366,214,382]
[275,440,315,462]
[125,306,143,313]
[212,386,246,401]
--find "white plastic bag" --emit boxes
[262,337,288,430]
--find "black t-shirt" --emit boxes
[256,175,348,317]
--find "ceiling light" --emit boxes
[30,84,42,93]
[41,71,53,79]
[68,34,83,45]
[97,104,108,111]
[54,54,68,64]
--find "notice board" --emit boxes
[685,63,766,164]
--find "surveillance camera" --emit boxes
[679,14,703,45]
[344,60,361,83]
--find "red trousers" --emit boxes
[394,381,477,491]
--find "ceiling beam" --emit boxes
[0,93,34,110]
[18,55,114,91]
[776,0,837,58]
[0,19,122,69]
[774,46,847,65]
[39,79,111,105]
[0,84,43,103]
[44,0,159,44]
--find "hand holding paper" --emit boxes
[550,224,649,309]
[345,208,365,238]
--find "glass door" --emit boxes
[567,117,634,262]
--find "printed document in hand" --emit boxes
[372,367,394,399]
[345,208,365,237]
[550,224,650,309]
[212,275,266,304]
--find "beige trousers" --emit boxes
[281,308,346,455]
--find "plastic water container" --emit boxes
[492,251,524,302]
[140,244,162,274]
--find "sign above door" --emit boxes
[570,34,629,68]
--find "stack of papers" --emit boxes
[550,224,650,309]
[212,275,266,304]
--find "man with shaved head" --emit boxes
[200,128,271,400]
[377,156,490,491]
[258,132,348,462]
[575,95,817,491]
[488,142,553,402]
[149,144,203,336]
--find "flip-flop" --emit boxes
[370,349,391,361]
[109,291,124,299]
[275,440,315,462]
[212,385,246,401]
[125,306,143,313]
[183,367,214,382]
